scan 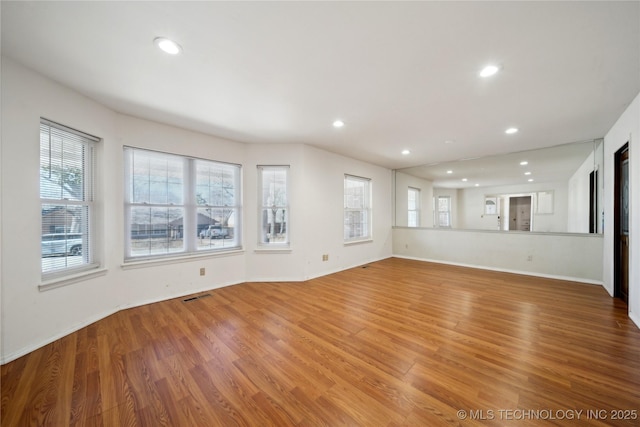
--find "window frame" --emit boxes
[344,174,372,243]
[40,118,100,279]
[408,187,421,227]
[436,195,452,228]
[123,146,242,262]
[257,165,290,247]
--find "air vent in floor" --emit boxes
[183,293,212,302]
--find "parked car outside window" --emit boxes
[41,233,82,256]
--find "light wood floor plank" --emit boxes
[2,258,640,426]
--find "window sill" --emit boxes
[344,238,373,246]
[40,266,107,292]
[254,247,292,254]
[122,249,244,270]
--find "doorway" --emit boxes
[589,169,598,233]
[614,144,629,304]
[509,196,532,231]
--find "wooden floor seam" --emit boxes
[2,257,639,426]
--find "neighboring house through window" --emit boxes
[344,174,372,242]
[258,165,289,246]
[40,119,99,276]
[124,147,241,260]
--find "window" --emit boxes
[40,119,98,276]
[124,147,241,260]
[344,175,371,242]
[258,166,289,246]
[408,187,420,227]
[436,196,451,227]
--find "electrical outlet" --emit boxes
[322,254,329,262]
[199,267,206,276]
[527,255,533,262]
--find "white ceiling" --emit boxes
[2,1,639,170]
[400,139,597,188]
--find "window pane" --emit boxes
[40,121,96,276]
[259,166,289,245]
[130,150,183,205]
[261,169,287,206]
[344,175,371,241]
[129,206,184,257]
[196,161,237,207]
[408,188,420,227]
[438,197,450,211]
[197,207,238,250]
[40,128,86,201]
[41,204,90,273]
[261,208,288,243]
[408,211,418,227]
[345,179,366,209]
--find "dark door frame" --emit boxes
[614,143,629,303]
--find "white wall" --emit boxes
[394,171,433,228]
[299,145,393,280]
[456,181,568,232]
[0,58,393,363]
[393,227,603,283]
[603,92,639,328]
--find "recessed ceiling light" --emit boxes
[528,178,534,182]
[479,65,499,78]
[475,183,480,187]
[154,37,182,55]
[524,171,532,175]
[462,178,468,182]
[332,120,345,128]
[401,149,411,155]
[446,170,453,174]
[444,140,455,145]
[505,127,519,134]
[520,161,528,166]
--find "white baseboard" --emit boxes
[394,255,604,286]
[1,308,118,365]
[0,258,393,364]
[1,280,244,365]
[629,311,640,330]
[304,255,392,281]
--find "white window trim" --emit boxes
[436,195,452,228]
[257,165,290,249]
[344,174,372,243]
[123,146,242,262]
[408,187,421,227]
[40,118,100,280]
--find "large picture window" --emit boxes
[344,174,372,242]
[124,147,241,260]
[258,166,289,246]
[40,119,98,276]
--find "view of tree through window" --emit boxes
[40,119,97,275]
[258,166,289,245]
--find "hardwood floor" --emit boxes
[2,258,639,426]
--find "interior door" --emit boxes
[615,145,629,304]
[509,196,532,231]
